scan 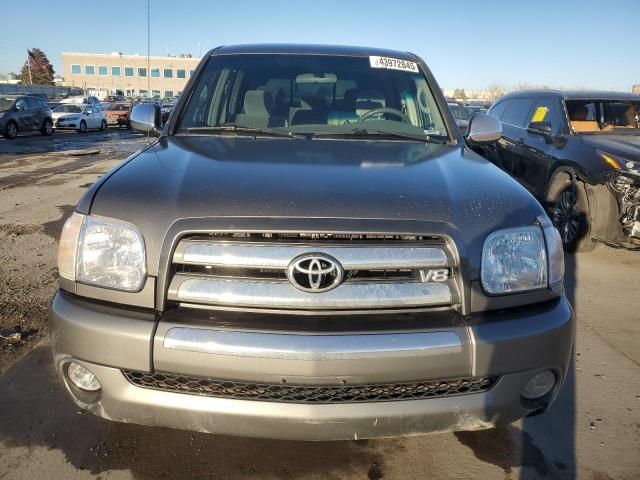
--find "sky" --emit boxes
[1,0,639,92]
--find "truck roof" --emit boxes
[501,90,640,101]
[212,43,417,60]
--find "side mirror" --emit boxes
[465,113,502,146]
[527,121,554,143]
[130,103,162,135]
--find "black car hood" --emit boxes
[87,135,544,276]
[581,133,640,160]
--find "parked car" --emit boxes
[466,104,487,115]
[0,94,53,139]
[51,44,572,441]
[52,103,107,133]
[160,101,174,123]
[447,101,470,134]
[104,95,127,103]
[485,90,640,251]
[61,96,103,110]
[104,102,132,128]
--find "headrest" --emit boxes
[244,90,273,116]
[257,85,284,105]
[570,105,589,121]
[343,89,359,107]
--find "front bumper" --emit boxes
[49,290,574,440]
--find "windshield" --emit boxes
[177,54,448,139]
[448,103,469,121]
[0,98,16,112]
[54,105,83,113]
[566,99,640,134]
[112,104,130,111]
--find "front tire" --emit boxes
[41,118,53,136]
[546,174,597,253]
[78,120,87,134]
[100,119,107,131]
[4,121,18,139]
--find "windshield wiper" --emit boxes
[313,128,448,143]
[183,124,305,139]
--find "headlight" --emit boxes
[481,225,547,294]
[58,213,146,291]
[598,150,640,176]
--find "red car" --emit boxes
[104,102,132,128]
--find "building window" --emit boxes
[84,65,95,75]
[71,64,81,74]
[189,69,195,77]
[98,66,108,76]
[165,90,173,98]
[111,66,121,76]
[151,68,160,78]
[138,67,147,77]
[139,89,148,97]
[152,90,161,98]
[124,67,134,77]
[163,68,173,78]
[177,69,186,79]
[177,91,182,96]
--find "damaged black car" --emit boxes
[485,90,640,251]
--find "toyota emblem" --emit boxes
[286,253,344,293]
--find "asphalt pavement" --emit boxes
[0,131,638,479]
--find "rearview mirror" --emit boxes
[527,121,554,143]
[465,114,502,145]
[130,102,162,135]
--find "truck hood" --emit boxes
[581,133,640,160]
[87,136,544,276]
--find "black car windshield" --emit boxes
[177,54,449,140]
[54,105,83,113]
[566,99,640,134]
[0,98,15,112]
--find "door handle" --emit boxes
[516,138,525,145]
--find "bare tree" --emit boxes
[486,83,506,102]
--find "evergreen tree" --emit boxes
[19,48,55,85]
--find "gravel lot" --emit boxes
[0,131,638,479]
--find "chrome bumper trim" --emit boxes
[163,328,462,360]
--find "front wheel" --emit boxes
[4,121,18,139]
[41,118,53,136]
[78,120,87,133]
[100,119,107,131]
[546,174,597,253]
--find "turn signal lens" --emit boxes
[58,212,85,281]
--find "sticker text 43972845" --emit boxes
[369,56,419,73]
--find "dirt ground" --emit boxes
[0,131,639,479]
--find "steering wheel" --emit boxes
[359,107,411,123]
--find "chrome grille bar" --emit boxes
[173,242,448,270]
[168,275,452,310]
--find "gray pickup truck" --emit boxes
[50,44,573,441]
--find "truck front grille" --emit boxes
[122,370,497,404]
[167,232,457,312]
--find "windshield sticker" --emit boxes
[531,106,549,122]
[370,56,419,73]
